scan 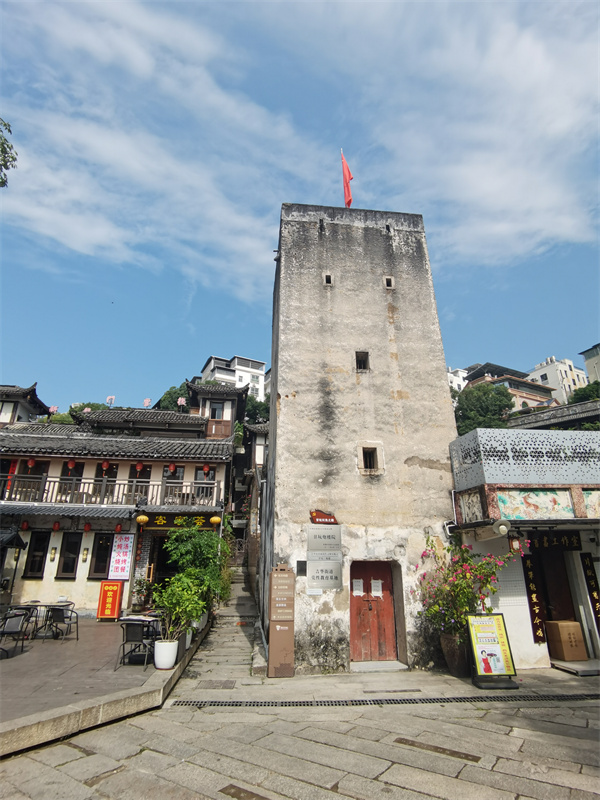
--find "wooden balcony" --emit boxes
[0,476,220,508]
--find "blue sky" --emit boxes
[1,1,598,412]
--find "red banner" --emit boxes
[96,581,123,620]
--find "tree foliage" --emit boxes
[245,393,270,423]
[163,521,232,603]
[568,380,599,405]
[50,402,110,424]
[158,381,190,412]
[0,119,17,188]
[454,382,514,436]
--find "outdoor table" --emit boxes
[14,602,74,639]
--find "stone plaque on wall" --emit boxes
[306,524,341,551]
[307,561,342,590]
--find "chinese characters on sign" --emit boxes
[108,534,134,580]
[306,562,342,590]
[96,581,123,620]
[529,532,581,552]
[580,552,600,634]
[521,555,547,643]
[467,614,516,677]
[306,524,342,551]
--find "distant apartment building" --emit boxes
[197,355,267,401]
[579,344,600,384]
[465,363,558,409]
[446,366,469,394]
[527,356,588,405]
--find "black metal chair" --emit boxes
[115,622,153,671]
[0,610,30,657]
[43,605,79,642]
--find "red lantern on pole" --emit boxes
[203,464,210,475]
[135,462,144,473]
[83,522,92,532]
[52,521,61,531]
[27,458,36,469]
[67,459,76,470]
[101,460,110,471]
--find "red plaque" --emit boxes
[96,581,123,621]
[310,509,338,524]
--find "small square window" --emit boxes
[324,273,333,286]
[356,352,369,371]
[362,448,377,470]
[384,276,395,289]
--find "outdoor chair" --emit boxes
[43,605,79,642]
[0,610,30,657]
[115,621,154,671]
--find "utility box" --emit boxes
[267,563,295,677]
[545,621,587,661]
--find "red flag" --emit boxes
[341,150,353,208]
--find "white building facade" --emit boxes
[198,356,267,401]
[527,356,588,405]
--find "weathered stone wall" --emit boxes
[265,204,457,671]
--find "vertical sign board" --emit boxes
[306,523,343,592]
[96,581,123,621]
[268,564,295,677]
[467,613,518,689]
[108,534,134,580]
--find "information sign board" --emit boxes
[307,551,343,562]
[96,581,123,621]
[467,614,516,677]
[307,561,342,590]
[306,524,341,552]
[108,533,134,580]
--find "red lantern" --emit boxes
[83,522,92,532]
[20,521,29,531]
[101,460,110,471]
[52,521,60,531]
[67,459,76,470]
[203,464,210,475]
[27,458,36,469]
[114,523,122,533]
[168,463,176,473]
[135,462,144,473]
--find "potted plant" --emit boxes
[151,571,206,669]
[416,535,517,677]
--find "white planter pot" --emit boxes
[154,639,178,670]
[185,629,192,650]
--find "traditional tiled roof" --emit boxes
[186,382,249,398]
[0,502,223,518]
[71,409,207,427]
[0,383,51,415]
[1,423,89,436]
[0,429,233,461]
[245,422,269,434]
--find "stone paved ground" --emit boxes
[1,574,599,800]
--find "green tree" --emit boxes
[163,520,232,603]
[245,393,270,423]
[454,382,514,436]
[0,119,17,187]
[50,402,110,424]
[568,380,599,405]
[158,382,189,412]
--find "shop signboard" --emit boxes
[108,533,134,580]
[97,580,123,621]
[467,613,517,689]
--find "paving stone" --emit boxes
[337,772,439,800]
[380,763,516,800]
[348,724,390,741]
[217,723,272,744]
[141,734,204,760]
[17,762,96,800]
[493,757,600,794]
[581,764,600,777]
[188,748,271,786]
[460,763,570,800]
[0,783,30,800]
[92,766,208,799]
[295,725,463,777]
[127,714,208,743]
[518,708,588,727]
[262,772,350,800]
[29,743,85,767]
[520,737,600,768]
[510,725,599,751]
[264,719,312,736]
[192,732,346,788]
[160,759,270,799]
[59,753,121,782]
[122,748,179,773]
[70,722,149,759]
[258,731,391,779]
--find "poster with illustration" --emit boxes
[467,614,516,677]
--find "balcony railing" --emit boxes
[0,475,220,508]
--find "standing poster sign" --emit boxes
[97,581,123,620]
[108,533,134,580]
[467,613,518,689]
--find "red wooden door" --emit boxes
[350,561,397,662]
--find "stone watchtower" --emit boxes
[261,203,457,673]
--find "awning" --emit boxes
[0,530,27,549]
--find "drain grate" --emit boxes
[171,692,600,709]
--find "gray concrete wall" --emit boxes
[265,204,457,672]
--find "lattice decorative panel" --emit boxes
[450,429,600,491]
